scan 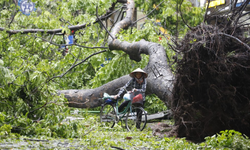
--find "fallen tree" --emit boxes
[58,0,250,142]
[58,0,175,108]
[1,0,250,143]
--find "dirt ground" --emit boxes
[147,120,177,138]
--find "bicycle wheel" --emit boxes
[100,104,118,128]
[125,106,147,131]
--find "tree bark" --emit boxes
[58,0,175,108]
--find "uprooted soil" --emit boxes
[168,10,250,142]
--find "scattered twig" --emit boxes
[50,33,55,42]
[132,1,164,25]
[96,6,115,40]
[111,146,125,150]
[48,50,107,81]
[82,127,95,137]
[24,138,49,142]
[8,8,18,28]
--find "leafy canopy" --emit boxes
[0,0,203,138]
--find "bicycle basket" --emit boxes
[132,94,143,106]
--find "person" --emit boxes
[114,68,147,112]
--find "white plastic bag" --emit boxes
[123,93,131,101]
[103,93,112,99]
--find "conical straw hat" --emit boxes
[129,68,148,78]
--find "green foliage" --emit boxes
[201,130,250,150]
[0,0,126,138]
[135,0,205,36]
[0,124,12,138]
[0,0,210,144]
[1,112,249,149]
[90,52,149,88]
[0,1,249,149]
[144,94,168,114]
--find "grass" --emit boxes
[0,111,250,150]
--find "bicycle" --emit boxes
[100,91,147,131]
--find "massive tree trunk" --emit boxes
[58,0,175,108]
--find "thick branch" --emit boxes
[108,0,135,43]
[29,34,108,49]
[58,76,131,108]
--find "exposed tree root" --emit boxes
[171,7,250,142]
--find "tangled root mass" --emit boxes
[171,2,250,142]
